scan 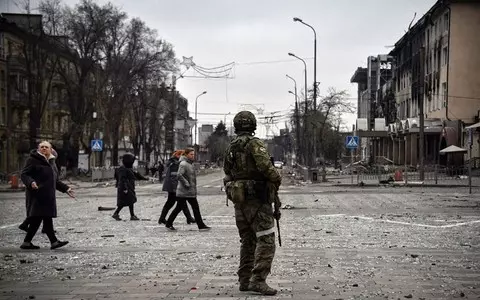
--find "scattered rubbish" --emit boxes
[101,265,108,270]
[410,254,419,258]
[19,259,33,264]
[327,264,333,268]
[98,206,116,211]
[215,255,222,259]
[404,294,413,298]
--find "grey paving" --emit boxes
[0,170,479,299]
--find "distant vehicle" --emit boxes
[273,161,284,169]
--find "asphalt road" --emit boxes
[0,170,479,299]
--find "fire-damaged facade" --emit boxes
[351,0,480,167]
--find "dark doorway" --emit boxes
[439,137,447,166]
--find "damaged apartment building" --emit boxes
[351,0,480,167]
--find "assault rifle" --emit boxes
[270,156,282,247]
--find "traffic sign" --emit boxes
[345,136,359,149]
[91,139,103,152]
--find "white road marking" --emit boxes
[3,215,479,231]
[350,215,480,228]
[0,224,17,229]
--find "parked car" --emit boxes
[273,161,284,169]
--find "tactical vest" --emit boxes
[227,135,267,182]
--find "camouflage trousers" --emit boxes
[235,201,276,284]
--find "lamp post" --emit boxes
[288,52,310,166]
[223,112,231,125]
[293,17,317,111]
[288,90,302,165]
[294,17,318,168]
[194,91,207,154]
[287,74,302,165]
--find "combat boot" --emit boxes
[239,281,250,292]
[248,281,277,296]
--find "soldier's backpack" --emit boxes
[225,135,260,204]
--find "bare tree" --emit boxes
[39,0,116,171]
[315,88,354,181]
[100,16,176,165]
[10,1,60,149]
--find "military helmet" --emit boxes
[233,111,257,133]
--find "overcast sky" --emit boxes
[2,0,437,138]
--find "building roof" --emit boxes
[389,0,447,56]
[350,67,367,83]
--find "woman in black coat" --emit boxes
[158,150,195,224]
[112,153,147,221]
[20,141,75,250]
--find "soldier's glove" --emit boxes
[273,210,281,221]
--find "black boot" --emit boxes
[18,223,29,232]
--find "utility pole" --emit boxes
[419,46,425,181]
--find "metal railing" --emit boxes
[356,164,473,186]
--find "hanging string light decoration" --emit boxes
[180,56,235,79]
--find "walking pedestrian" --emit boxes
[223,111,282,295]
[19,141,75,250]
[158,150,195,224]
[112,153,148,221]
[19,148,61,234]
[165,148,210,231]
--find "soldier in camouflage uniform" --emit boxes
[223,111,282,296]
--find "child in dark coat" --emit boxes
[112,153,147,221]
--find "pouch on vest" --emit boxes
[226,180,246,204]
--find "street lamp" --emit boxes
[194,91,207,152]
[288,53,308,113]
[293,17,317,111]
[288,52,310,166]
[293,17,318,169]
[288,90,302,165]
[223,112,231,125]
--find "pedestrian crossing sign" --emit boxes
[91,139,103,152]
[345,136,359,149]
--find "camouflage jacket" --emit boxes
[223,133,281,187]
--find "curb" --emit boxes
[0,171,223,193]
[331,183,478,188]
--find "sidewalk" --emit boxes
[0,169,223,193]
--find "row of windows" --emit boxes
[0,107,68,132]
[397,82,447,119]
